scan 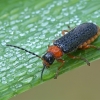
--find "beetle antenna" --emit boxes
[41,65,46,80]
[6,44,42,59]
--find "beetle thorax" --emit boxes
[47,45,63,58]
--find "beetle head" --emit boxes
[41,52,55,80]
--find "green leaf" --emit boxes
[0,0,100,100]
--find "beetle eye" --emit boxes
[42,52,55,65]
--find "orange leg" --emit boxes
[62,30,69,35]
[67,54,90,66]
[54,59,65,79]
[62,25,72,35]
[48,44,50,48]
[81,44,100,50]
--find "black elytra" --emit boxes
[54,23,98,53]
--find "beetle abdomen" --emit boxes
[54,23,98,53]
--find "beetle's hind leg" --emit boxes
[67,54,90,66]
[62,25,72,35]
[79,44,100,50]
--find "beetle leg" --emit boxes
[81,44,100,50]
[54,59,65,79]
[67,25,71,30]
[48,44,50,48]
[67,54,90,66]
[62,30,69,35]
[62,25,71,35]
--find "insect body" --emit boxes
[6,23,100,80]
[54,23,98,53]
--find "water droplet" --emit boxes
[15,83,22,88]
[30,28,36,32]
[63,0,69,3]
[56,15,62,20]
[51,18,55,22]
[2,80,7,84]
[2,77,7,84]
[6,53,13,57]
[10,31,14,35]
[1,62,6,67]
[41,22,48,27]
[10,56,17,62]
[46,17,51,20]
[0,72,6,78]
[10,21,16,25]
[1,42,6,46]
[42,29,48,34]
[28,37,33,41]
[17,54,22,58]
[5,39,10,43]
[28,68,35,73]
[10,68,16,73]
[57,1,62,6]
[36,45,41,49]
[8,78,14,82]
[39,34,45,39]
[1,67,6,71]
[11,26,18,30]
[26,64,32,68]
[20,33,25,37]
[27,24,33,28]
[12,61,19,66]
[21,77,33,83]
[25,15,30,19]
[36,10,40,14]
[13,36,19,40]
[50,28,57,33]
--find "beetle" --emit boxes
[6,23,100,80]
